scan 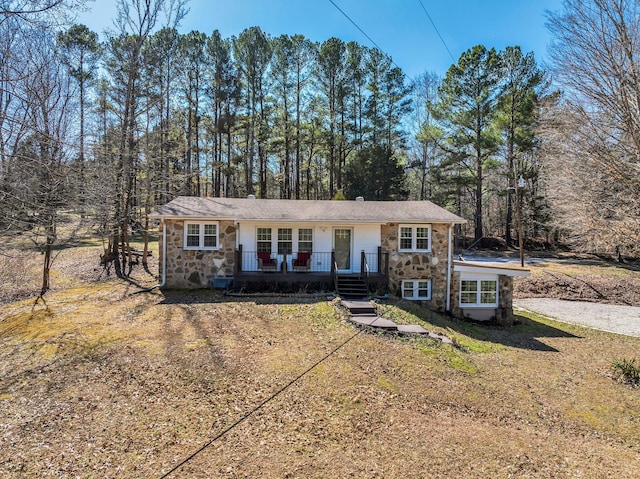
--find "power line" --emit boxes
[328,0,385,54]
[328,0,415,84]
[417,0,456,64]
[158,322,372,478]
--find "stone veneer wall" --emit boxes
[161,219,236,288]
[450,272,462,318]
[496,275,514,326]
[382,223,451,312]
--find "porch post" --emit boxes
[237,244,243,273]
[384,251,389,277]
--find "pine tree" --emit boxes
[430,45,502,242]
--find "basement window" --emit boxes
[184,222,219,250]
[402,279,432,300]
[460,275,498,308]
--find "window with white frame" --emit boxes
[401,279,431,300]
[399,224,432,252]
[257,228,272,253]
[278,228,293,255]
[460,275,499,308]
[184,222,219,250]
[298,228,313,253]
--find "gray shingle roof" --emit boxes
[150,196,466,224]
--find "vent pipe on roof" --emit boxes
[247,194,256,199]
[355,196,365,201]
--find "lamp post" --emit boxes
[514,176,525,268]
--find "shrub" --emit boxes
[611,358,640,387]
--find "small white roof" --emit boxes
[453,260,530,277]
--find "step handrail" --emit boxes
[331,251,339,293]
[360,250,370,294]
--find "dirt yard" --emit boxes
[513,254,640,307]
[1,243,640,478]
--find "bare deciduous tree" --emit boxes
[1,28,75,296]
[546,0,640,256]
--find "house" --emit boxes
[150,196,529,325]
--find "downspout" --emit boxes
[133,219,167,294]
[446,224,452,312]
[159,219,167,287]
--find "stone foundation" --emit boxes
[496,275,514,326]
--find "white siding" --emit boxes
[236,221,382,272]
[353,224,382,273]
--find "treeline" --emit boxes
[412,46,550,246]
[0,0,555,289]
[94,28,414,204]
[2,0,638,294]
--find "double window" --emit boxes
[402,279,431,300]
[184,222,219,250]
[460,275,498,308]
[399,224,431,252]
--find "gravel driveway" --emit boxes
[514,298,640,338]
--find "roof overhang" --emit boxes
[149,197,468,224]
[149,214,465,225]
[453,260,530,277]
[148,214,235,221]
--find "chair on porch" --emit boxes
[257,252,277,272]
[292,252,311,272]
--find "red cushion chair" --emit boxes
[292,252,311,271]
[257,252,277,271]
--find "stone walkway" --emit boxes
[341,300,452,343]
[515,298,640,338]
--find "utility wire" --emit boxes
[417,0,456,64]
[328,0,385,54]
[328,0,415,84]
[158,320,373,478]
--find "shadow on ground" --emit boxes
[154,289,581,352]
[390,300,581,352]
[157,288,329,306]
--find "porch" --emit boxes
[234,246,389,275]
[232,246,389,296]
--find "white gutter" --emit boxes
[446,224,452,312]
[159,219,167,287]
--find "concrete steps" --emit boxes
[336,276,368,299]
[340,300,454,344]
[342,300,430,336]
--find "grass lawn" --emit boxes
[1,271,640,477]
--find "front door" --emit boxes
[334,228,352,272]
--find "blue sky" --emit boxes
[77,0,563,79]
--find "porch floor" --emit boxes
[233,272,388,295]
